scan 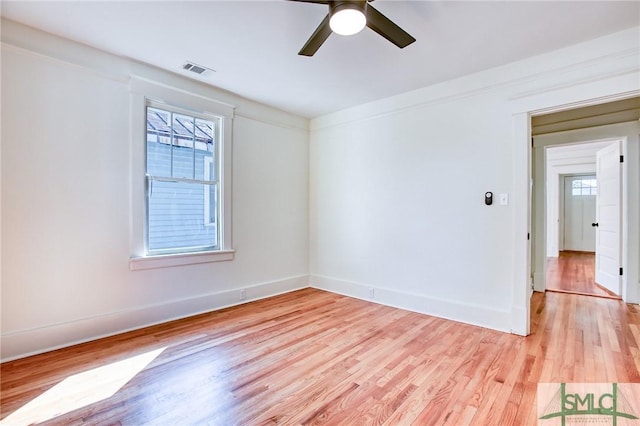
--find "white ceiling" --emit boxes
[2,1,639,118]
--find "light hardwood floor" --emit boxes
[546,251,619,299]
[1,288,639,425]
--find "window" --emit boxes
[572,178,597,196]
[129,78,234,270]
[146,106,219,254]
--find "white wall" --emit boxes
[310,27,640,334]
[0,20,310,361]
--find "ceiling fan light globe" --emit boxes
[330,8,366,36]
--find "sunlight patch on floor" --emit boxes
[0,347,165,425]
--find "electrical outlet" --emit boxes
[368,288,375,299]
[240,289,246,301]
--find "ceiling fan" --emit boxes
[290,0,416,56]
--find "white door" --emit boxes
[563,175,596,252]
[595,142,622,295]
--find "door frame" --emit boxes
[542,140,618,260]
[560,173,597,253]
[512,92,639,337]
[532,136,627,297]
[543,140,618,258]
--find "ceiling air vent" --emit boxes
[182,61,215,76]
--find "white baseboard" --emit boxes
[1,275,309,362]
[2,273,529,362]
[310,275,515,335]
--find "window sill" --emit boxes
[129,249,234,271]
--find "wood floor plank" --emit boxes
[2,286,640,425]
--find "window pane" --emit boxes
[204,181,218,226]
[148,180,218,252]
[206,157,215,181]
[172,114,195,179]
[195,118,215,181]
[146,108,172,177]
[145,105,220,255]
[581,187,591,196]
[572,188,581,196]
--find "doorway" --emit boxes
[516,96,639,337]
[543,144,622,299]
[531,121,633,302]
[562,175,596,253]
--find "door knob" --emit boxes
[592,222,599,227]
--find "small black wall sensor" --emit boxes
[485,192,493,205]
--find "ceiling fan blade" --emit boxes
[365,4,416,49]
[298,13,332,56]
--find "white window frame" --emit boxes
[129,77,234,270]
